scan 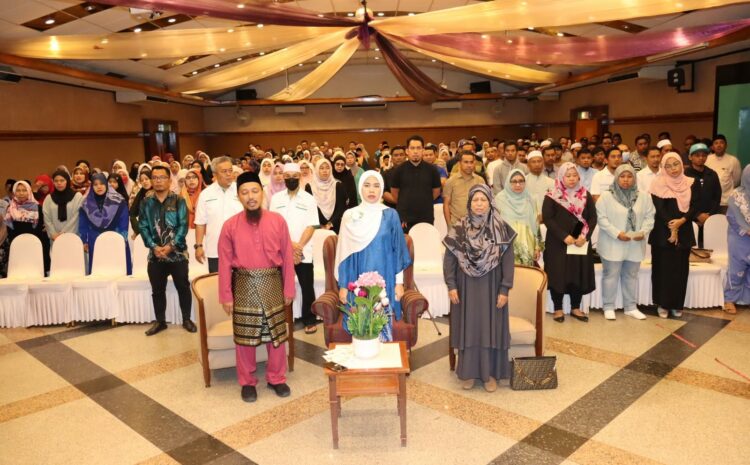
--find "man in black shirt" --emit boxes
[391,135,442,232]
[684,143,721,248]
[383,145,406,208]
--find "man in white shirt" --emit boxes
[525,151,555,220]
[590,147,623,201]
[270,163,320,333]
[194,156,244,272]
[485,146,502,187]
[705,134,741,212]
[637,147,662,192]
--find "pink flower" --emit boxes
[357,289,367,297]
[356,271,386,288]
[347,282,356,291]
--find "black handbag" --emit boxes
[510,356,558,391]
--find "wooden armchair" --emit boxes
[191,273,295,387]
[449,265,546,370]
[311,234,429,350]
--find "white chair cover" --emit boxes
[408,223,449,317]
[185,228,208,277]
[0,234,44,327]
[28,233,86,326]
[72,231,126,322]
[433,204,448,239]
[292,229,336,319]
[117,235,155,323]
[703,214,728,257]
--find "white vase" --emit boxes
[352,337,381,359]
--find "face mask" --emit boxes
[284,178,300,191]
[622,151,630,162]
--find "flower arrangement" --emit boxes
[340,271,391,341]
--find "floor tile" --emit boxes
[679,327,750,382]
[0,349,69,405]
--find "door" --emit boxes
[143,119,180,161]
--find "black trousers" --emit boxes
[147,260,192,323]
[208,257,219,273]
[295,262,316,326]
[550,290,583,311]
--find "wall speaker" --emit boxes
[236,88,257,100]
[469,81,491,94]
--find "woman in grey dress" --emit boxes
[443,184,516,392]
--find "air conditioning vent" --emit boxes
[340,102,387,111]
[274,105,306,115]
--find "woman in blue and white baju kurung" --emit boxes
[335,170,412,341]
[723,164,750,314]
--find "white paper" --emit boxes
[323,343,403,369]
[567,241,589,255]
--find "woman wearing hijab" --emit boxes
[128,163,152,207]
[5,181,51,273]
[444,184,516,392]
[595,165,655,320]
[649,152,698,319]
[196,151,213,185]
[332,153,358,208]
[43,170,84,243]
[129,162,140,183]
[335,171,412,342]
[299,160,313,191]
[33,174,54,206]
[80,173,131,274]
[107,173,128,200]
[182,154,195,169]
[71,167,90,195]
[723,165,750,315]
[305,158,347,233]
[542,162,597,323]
[262,163,286,209]
[180,168,204,229]
[129,169,152,238]
[259,158,275,187]
[495,169,543,266]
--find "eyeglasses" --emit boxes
[151,176,169,181]
[509,179,526,185]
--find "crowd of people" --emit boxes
[0,130,745,398]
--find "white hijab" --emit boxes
[259,158,274,186]
[334,170,387,280]
[310,158,338,219]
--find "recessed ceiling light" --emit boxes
[407,12,415,16]
[214,63,220,67]
[100,38,108,44]
[259,51,265,56]
[167,18,176,23]
[506,39,513,44]
[556,32,564,37]
[487,69,492,73]
[527,27,534,31]
[85,5,95,11]
[44,18,55,25]
[298,63,303,66]
[141,53,147,57]
[237,3,245,8]
[317,14,324,17]
[192,70,198,75]
[431,59,436,62]
[377,12,384,17]
[481,34,489,39]
[227,28,234,33]
[236,57,242,61]
[317,60,322,64]
[374,56,379,60]
[623,25,629,29]
[219,48,226,52]
[536,60,542,65]
[374,48,379,51]
[347,12,354,17]
[505,74,510,78]
[256,23,264,28]
[133,27,142,33]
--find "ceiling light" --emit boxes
[44,18,55,25]
[527,27,534,31]
[317,14,324,17]
[167,18,176,23]
[347,12,354,17]
[259,51,265,56]
[100,38,108,44]
[236,57,242,61]
[227,28,234,33]
[505,74,510,78]
[676,2,684,7]
[431,59,436,62]
[481,34,489,39]
[191,70,198,75]
[141,53,147,57]
[556,32,564,37]
[536,60,542,65]
[219,48,226,52]
[237,3,245,8]
[317,60,322,64]
[298,63,303,66]
[374,56,379,60]
[133,27,142,33]
[377,12,384,17]
[214,63,220,67]
[507,39,513,44]
[623,25,629,29]
[407,12,415,16]
[85,5,95,11]
[256,23,264,28]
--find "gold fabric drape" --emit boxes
[372,0,748,35]
[390,36,560,84]
[269,38,359,101]
[0,26,347,60]
[173,28,352,94]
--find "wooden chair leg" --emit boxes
[202,361,211,387]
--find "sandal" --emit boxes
[304,325,317,334]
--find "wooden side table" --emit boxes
[324,341,410,449]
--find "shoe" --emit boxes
[657,307,669,319]
[603,309,616,320]
[624,309,647,320]
[571,310,589,322]
[483,377,497,393]
[304,325,317,334]
[671,309,683,318]
[553,311,565,323]
[145,321,167,336]
[461,378,475,390]
[724,302,737,315]
[241,385,257,403]
[182,319,197,333]
[267,382,291,397]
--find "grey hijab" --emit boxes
[609,164,638,231]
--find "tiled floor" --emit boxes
[1,311,748,465]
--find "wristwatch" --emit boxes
[194,244,203,249]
